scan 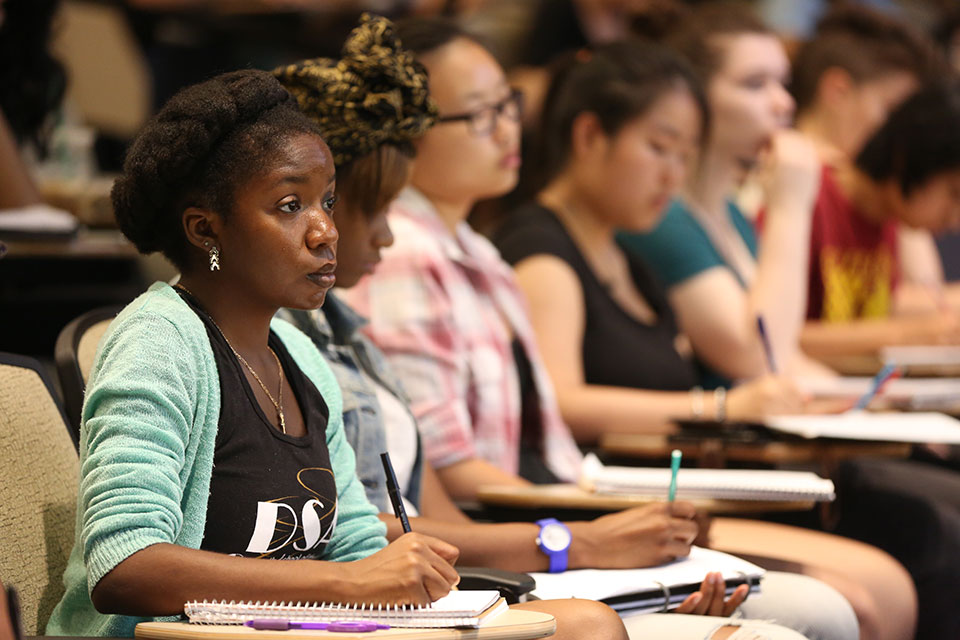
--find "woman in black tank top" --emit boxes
[502,41,805,445]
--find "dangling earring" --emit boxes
[208,245,221,272]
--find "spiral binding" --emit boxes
[183,599,481,628]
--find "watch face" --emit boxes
[539,523,572,551]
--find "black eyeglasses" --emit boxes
[436,89,524,136]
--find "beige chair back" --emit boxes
[77,319,112,385]
[0,355,79,634]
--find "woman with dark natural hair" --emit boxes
[287,15,863,640]
[44,69,463,638]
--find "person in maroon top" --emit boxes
[798,79,960,356]
[805,165,900,321]
[785,7,960,355]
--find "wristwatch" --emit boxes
[535,518,572,573]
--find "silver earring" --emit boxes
[208,245,220,272]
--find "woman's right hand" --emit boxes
[727,375,806,421]
[568,502,699,569]
[334,533,460,606]
[760,130,822,217]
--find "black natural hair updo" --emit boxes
[536,39,708,189]
[111,69,324,268]
[856,78,960,197]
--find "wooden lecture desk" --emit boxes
[475,484,816,517]
[598,433,912,467]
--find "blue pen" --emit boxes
[245,619,390,632]
[667,449,682,502]
[852,363,902,411]
[756,316,777,374]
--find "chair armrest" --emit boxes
[455,567,536,604]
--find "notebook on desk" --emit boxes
[580,454,836,501]
[796,377,960,410]
[530,547,764,615]
[881,346,960,368]
[0,203,79,240]
[182,591,506,629]
[765,411,960,444]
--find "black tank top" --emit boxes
[177,289,338,560]
[496,204,698,392]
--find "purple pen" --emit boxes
[245,619,389,632]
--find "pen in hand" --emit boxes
[668,449,682,503]
[756,315,777,374]
[852,363,902,411]
[381,452,411,533]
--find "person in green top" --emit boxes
[45,68,461,638]
[617,5,832,386]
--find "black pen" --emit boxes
[380,452,411,533]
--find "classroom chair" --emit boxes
[54,305,120,447]
[0,353,79,635]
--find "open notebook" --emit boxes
[183,591,506,629]
[580,454,835,502]
[530,547,765,615]
[765,411,960,444]
[881,346,960,367]
[797,377,960,410]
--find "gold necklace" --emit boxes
[175,283,286,433]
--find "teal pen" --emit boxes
[668,449,682,502]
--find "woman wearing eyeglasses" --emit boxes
[342,17,584,495]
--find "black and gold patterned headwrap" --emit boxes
[274,13,438,166]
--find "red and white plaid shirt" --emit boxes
[341,188,583,481]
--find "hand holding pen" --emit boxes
[319,452,458,606]
[851,363,902,411]
[380,452,411,534]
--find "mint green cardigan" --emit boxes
[46,283,387,638]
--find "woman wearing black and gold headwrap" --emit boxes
[276,16,639,640]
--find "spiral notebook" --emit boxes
[183,591,506,629]
[580,454,836,501]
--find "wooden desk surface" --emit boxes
[1,229,138,259]
[135,610,555,640]
[599,433,912,465]
[817,353,960,378]
[476,484,815,515]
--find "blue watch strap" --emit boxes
[535,518,570,573]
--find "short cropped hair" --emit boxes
[792,6,940,115]
[856,79,960,196]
